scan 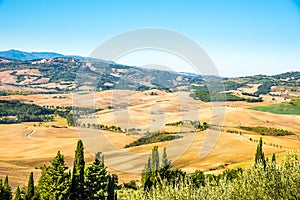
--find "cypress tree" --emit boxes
[14,187,21,200]
[151,146,159,173]
[272,153,276,163]
[255,137,266,168]
[3,176,12,200]
[26,172,34,200]
[70,140,85,200]
[141,156,152,188]
[146,156,151,172]
[37,151,71,200]
[161,147,170,169]
[0,179,3,199]
[84,158,109,199]
[142,146,172,190]
[107,174,117,200]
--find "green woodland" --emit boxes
[0,100,54,123]
[190,90,263,102]
[2,138,300,199]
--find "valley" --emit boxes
[0,88,299,187]
[0,52,299,196]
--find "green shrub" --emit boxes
[118,153,300,200]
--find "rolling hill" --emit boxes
[0,49,66,61]
[0,53,204,92]
[0,50,299,97]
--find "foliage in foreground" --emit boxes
[119,153,300,200]
[3,137,300,200]
[141,146,187,191]
[36,142,117,200]
[0,176,12,200]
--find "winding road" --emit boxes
[26,129,36,138]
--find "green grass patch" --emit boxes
[249,99,300,115]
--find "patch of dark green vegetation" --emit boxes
[0,90,37,96]
[255,82,274,95]
[273,71,300,86]
[77,122,123,132]
[0,90,68,96]
[190,85,209,91]
[0,100,54,123]
[190,90,262,102]
[124,131,182,148]
[223,80,246,90]
[239,126,294,136]
[241,92,259,97]
[166,120,208,130]
[16,75,26,83]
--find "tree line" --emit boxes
[0,100,54,124]
[190,90,262,102]
[3,137,300,199]
[240,126,294,136]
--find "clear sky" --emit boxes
[0,0,300,77]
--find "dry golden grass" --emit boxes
[0,123,92,187]
[0,90,300,188]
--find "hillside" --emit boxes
[0,57,203,92]
[0,56,299,188]
[0,50,299,96]
[0,50,65,61]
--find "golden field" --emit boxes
[0,90,300,187]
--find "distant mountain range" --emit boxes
[0,49,65,61]
[0,49,114,64]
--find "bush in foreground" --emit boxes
[118,153,300,199]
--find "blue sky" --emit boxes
[0,0,300,77]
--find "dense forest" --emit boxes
[0,100,54,123]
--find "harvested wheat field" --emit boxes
[0,123,93,188]
[0,90,300,188]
